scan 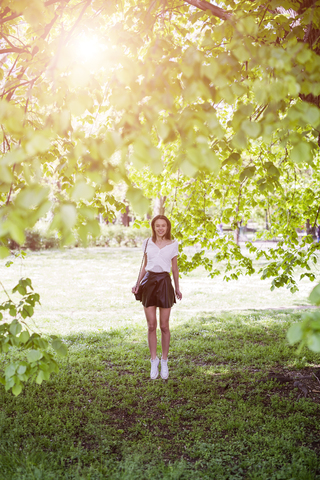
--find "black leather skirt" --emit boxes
[137,271,176,308]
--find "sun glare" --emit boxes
[72,35,104,68]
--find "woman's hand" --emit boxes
[132,285,139,294]
[175,289,182,301]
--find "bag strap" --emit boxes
[135,238,149,288]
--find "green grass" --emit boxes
[0,248,320,479]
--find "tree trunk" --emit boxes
[234,225,240,245]
[153,196,166,216]
[306,219,311,235]
[121,205,130,226]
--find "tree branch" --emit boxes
[6,163,15,206]
[258,2,270,28]
[313,204,320,228]
[0,32,23,50]
[303,0,316,43]
[1,32,28,48]
[0,281,12,301]
[0,0,67,25]
[3,75,41,100]
[41,12,59,40]
[183,0,232,20]
[64,0,91,42]
[1,125,10,154]
[0,7,10,19]
[0,47,29,54]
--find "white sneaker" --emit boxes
[160,358,169,380]
[150,356,159,379]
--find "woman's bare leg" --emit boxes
[159,308,171,360]
[144,306,158,359]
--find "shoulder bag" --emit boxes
[134,238,149,301]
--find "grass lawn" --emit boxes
[0,247,320,479]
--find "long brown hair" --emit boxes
[151,215,172,242]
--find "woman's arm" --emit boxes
[172,256,182,300]
[132,256,147,294]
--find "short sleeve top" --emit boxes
[142,238,179,273]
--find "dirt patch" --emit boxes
[222,366,320,404]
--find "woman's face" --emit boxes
[154,219,168,238]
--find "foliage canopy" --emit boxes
[0,0,319,284]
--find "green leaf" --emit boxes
[201,60,219,81]
[67,98,88,116]
[156,121,171,142]
[266,163,280,177]
[226,152,241,165]
[36,369,50,385]
[9,320,22,336]
[296,48,312,64]
[179,157,198,177]
[287,323,303,345]
[233,46,250,62]
[12,383,23,396]
[17,364,27,375]
[60,204,77,229]
[126,188,149,216]
[290,142,313,164]
[239,166,256,182]
[5,363,16,378]
[236,16,258,35]
[309,283,320,306]
[148,146,163,175]
[131,139,150,169]
[0,246,10,259]
[305,105,320,128]
[0,164,14,183]
[15,186,49,210]
[8,223,25,245]
[307,334,320,352]
[25,132,51,156]
[26,349,43,363]
[202,150,220,174]
[241,120,261,139]
[71,182,94,202]
[34,338,48,350]
[231,130,248,149]
[87,219,100,238]
[21,305,34,318]
[52,339,68,357]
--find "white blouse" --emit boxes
[142,238,179,273]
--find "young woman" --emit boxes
[132,215,182,380]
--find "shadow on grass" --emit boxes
[0,310,320,479]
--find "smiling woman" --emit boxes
[132,215,182,381]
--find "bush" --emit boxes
[42,233,60,249]
[7,238,20,250]
[124,228,139,247]
[95,225,150,248]
[7,222,151,251]
[113,225,126,246]
[94,224,114,247]
[24,230,42,251]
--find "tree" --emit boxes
[1,0,320,394]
